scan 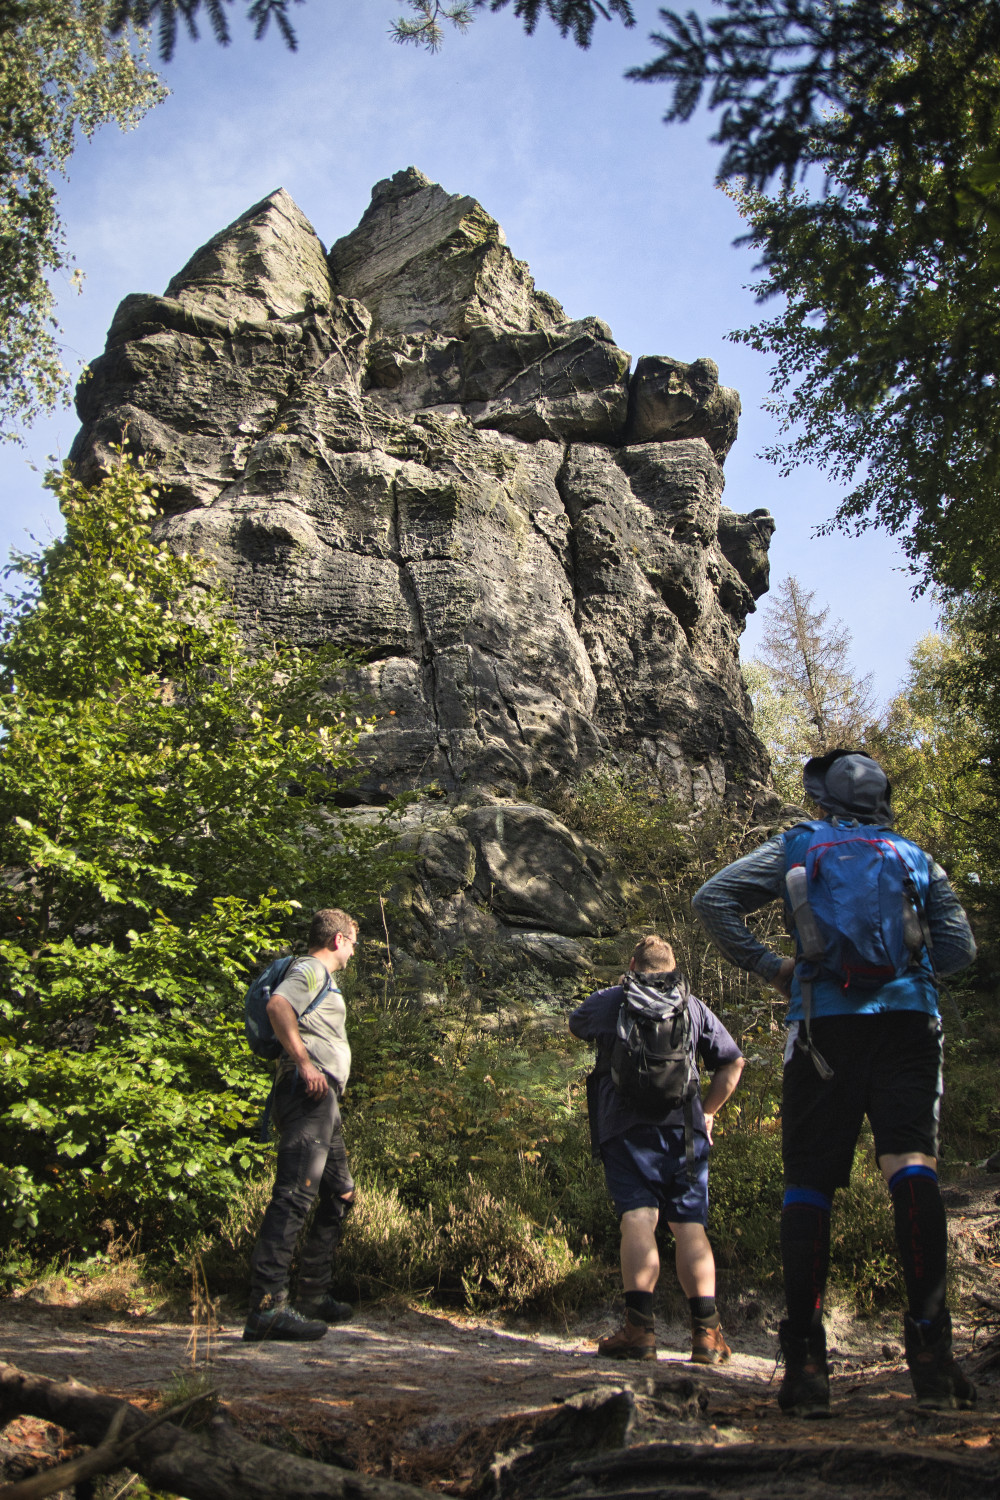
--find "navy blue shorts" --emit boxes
[600,1122,710,1224]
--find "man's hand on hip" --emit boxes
[299,1061,329,1097]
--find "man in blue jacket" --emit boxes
[570,933,744,1363]
[693,750,977,1414]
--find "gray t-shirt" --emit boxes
[274,955,351,1092]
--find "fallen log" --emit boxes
[0,1390,214,1500]
[0,1361,428,1500]
[546,1438,1000,1498]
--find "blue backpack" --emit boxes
[783,820,934,990]
[783,820,935,1080]
[244,955,331,1060]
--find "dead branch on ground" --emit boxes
[0,1360,428,1500]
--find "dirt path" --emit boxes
[3,1176,1000,1496]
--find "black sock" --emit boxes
[688,1295,718,1326]
[890,1171,948,1323]
[781,1201,830,1337]
[625,1290,654,1324]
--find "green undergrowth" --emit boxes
[3,962,989,1322]
[4,764,998,1323]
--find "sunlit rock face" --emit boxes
[71,169,774,964]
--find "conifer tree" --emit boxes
[757,575,876,756]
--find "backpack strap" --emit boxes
[284,956,335,1021]
[795,969,834,1081]
[899,854,969,1038]
[783,828,835,1081]
[683,1096,696,1175]
[902,867,938,980]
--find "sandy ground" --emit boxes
[3,1174,1000,1494]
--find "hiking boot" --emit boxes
[691,1321,731,1365]
[904,1309,977,1410]
[777,1320,831,1417]
[243,1294,328,1343]
[597,1309,656,1362]
[295,1293,354,1324]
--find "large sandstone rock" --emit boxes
[69,168,775,967]
[329,168,566,337]
[379,797,627,963]
[626,355,741,459]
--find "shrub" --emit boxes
[0,457,402,1250]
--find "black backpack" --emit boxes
[611,971,699,1119]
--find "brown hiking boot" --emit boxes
[691,1321,731,1365]
[597,1310,656,1361]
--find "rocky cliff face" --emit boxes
[70,169,774,972]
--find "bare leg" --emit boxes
[620,1206,660,1292]
[668,1221,716,1299]
[878,1150,936,1184]
[599,1206,660,1359]
[671,1220,729,1364]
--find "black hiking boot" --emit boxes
[904,1309,976,1410]
[295,1292,354,1324]
[777,1320,831,1418]
[243,1293,328,1343]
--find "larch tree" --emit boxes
[757,575,876,757]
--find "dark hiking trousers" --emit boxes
[249,1071,354,1303]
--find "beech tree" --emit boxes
[0,455,400,1247]
[0,2,164,440]
[865,629,991,888]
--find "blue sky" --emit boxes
[0,0,936,699]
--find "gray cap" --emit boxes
[802,751,892,825]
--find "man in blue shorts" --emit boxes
[570,933,745,1363]
[693,750,978,1413]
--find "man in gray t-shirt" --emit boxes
[273,954,352,1093]
[243,907,359,1344]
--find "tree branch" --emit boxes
[0,1361,428,1500]
[0,1390,208,1500]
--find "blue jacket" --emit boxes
[692,822,976,1022]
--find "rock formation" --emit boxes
[70,168,774,971]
